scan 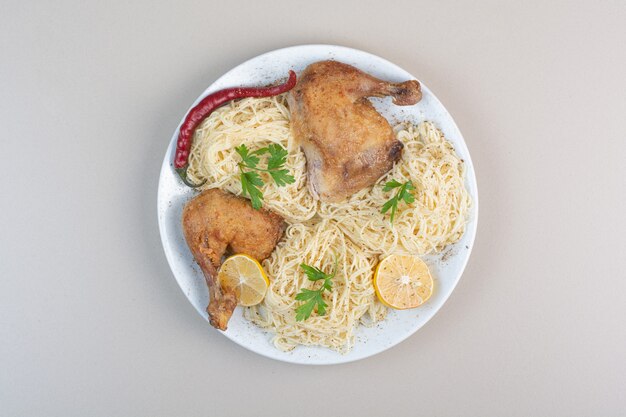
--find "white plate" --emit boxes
[157,45,478,364]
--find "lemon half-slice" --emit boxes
[217,254,269,306]
[374,254,433,309]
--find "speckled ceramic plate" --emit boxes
[157,45,478,364]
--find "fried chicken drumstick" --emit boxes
[182,189,285,330]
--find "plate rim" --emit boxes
[157,44,479,365]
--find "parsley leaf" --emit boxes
[251,147,269,156]
[266,144,295,186]
[300,264,329,281]
[235,144,294,209]
[383,179,402,192]
[294,258,337,321]
[295,290,326,321]
[267,144,289,170]
[381,180,415,223]
[269,169,295,187]
[240,170,264,210]
[235,144,260,169]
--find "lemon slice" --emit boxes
[374,254,433,309]
[217,254,269,306]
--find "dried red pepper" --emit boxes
[173,70,297,187]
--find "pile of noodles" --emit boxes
[317,121,471,257]
[186,95,316,223]
[187,94,470,352]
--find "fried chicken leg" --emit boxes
[288,60,422,202]
[182,189,285,330]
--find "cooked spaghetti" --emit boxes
[245,220,385,353]
[187,95,316,223]
[187,94,470,353]
[318,121,471,256]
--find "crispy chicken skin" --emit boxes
[182,189,285,330]
[288,60,422,202]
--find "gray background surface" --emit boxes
[1,1,625,416]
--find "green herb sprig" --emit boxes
[381,180,415,223]
[295,259,337,321]
[235,144,295,209]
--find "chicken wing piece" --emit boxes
[288,60,422,202]
[182,189,285,330]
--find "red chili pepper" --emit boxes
[173,70,297,187]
